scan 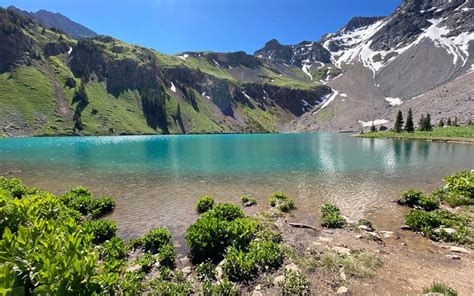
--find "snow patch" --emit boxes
[178,54,189,60]
[385,97,402,106]
[301,61,313,81]
[358,119,388,127]
[212,59,220,67]
[170,82,177,93]
[242,91,251,100]
[67,47,72,55]
[201,92,211,100]
[340,93,347,97]
[321,90,339,110]
[324,14,474,75]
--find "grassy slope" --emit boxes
[1,16,320,136]
[357,126,474,142]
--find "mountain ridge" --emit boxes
[0,0,472,137]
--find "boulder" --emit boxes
[450,246,470,254]
[337,286,349,294]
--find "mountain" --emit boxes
[0,0,473,137]
[275,0,474,131]
[0,7,328,136]
[7,6,97,39]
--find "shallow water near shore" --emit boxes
[0,133,473,250]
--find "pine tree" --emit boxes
[419,114,425,131]
[405,108,414,132]
[394,110,404,133]
[425,113,432,131]
[370,124,376,132]
[447,118,452,126]
[438,119,445,127]
[469,119,473,125]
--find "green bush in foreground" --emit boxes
[269,192,295,212]
[157,243,176,269]
[435,170,474,207]
[320,204,346,228]
[202,278,239,296]
[405,209,473,244]
[279,270,310,295]
[143,227,173,253]
[82,219,117,244]
[185,210,259,263]
[398,189,439,211]
[423,281,458,296]
[196,260,216,282]
[196,195,215,213]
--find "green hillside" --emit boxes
[0,8,330,137]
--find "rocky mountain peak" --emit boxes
[342,16,385,33]
[7,6,97,39]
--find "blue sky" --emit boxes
[3,0,401,54]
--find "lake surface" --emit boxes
[0,133,473,249]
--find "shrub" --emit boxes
[269,192,295,212]
[423,281,458,296]
[185,215,259,263]
[158,243,176,269]
[247,239,283,270]
[205,203,244,221]
[240,195,257,206]
[101,237,127,260]
[196,260,216,282]
[398,189,439,211]
[223,238,283,282]
[137,253,156,273]
[0,177,39,199]
[0,219,100,295]
[320,204,346,228]
[82,219,117,244]
[147,278,193,296]
[196,195,215,213]
[405,209,472,244]
[436,170,474,207]
[208,278,239,296]
[60,186,94,215]
[143,228,173,253]
[223,246,258,282]
[92,196,116,218]
[129,237,143,249]
[279,270,310,295]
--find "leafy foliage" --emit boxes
[269,192,295,212]
[82,219,117,244]
[435,170,474,207]
[405,209,472,244]
[196,260,216,282]
[143,227,173,253]
[196,195,215,213]
[320,204,346,228]
[279,270,310,295]
[398,189,439,211]
[202,278,239,296]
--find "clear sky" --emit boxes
[2,0,401,54]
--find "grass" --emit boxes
[357,126,474,142]
[320,250,381,278]
[423,282,458,296]
[0,66,56,131]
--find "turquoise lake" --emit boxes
[0,133,473,246]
